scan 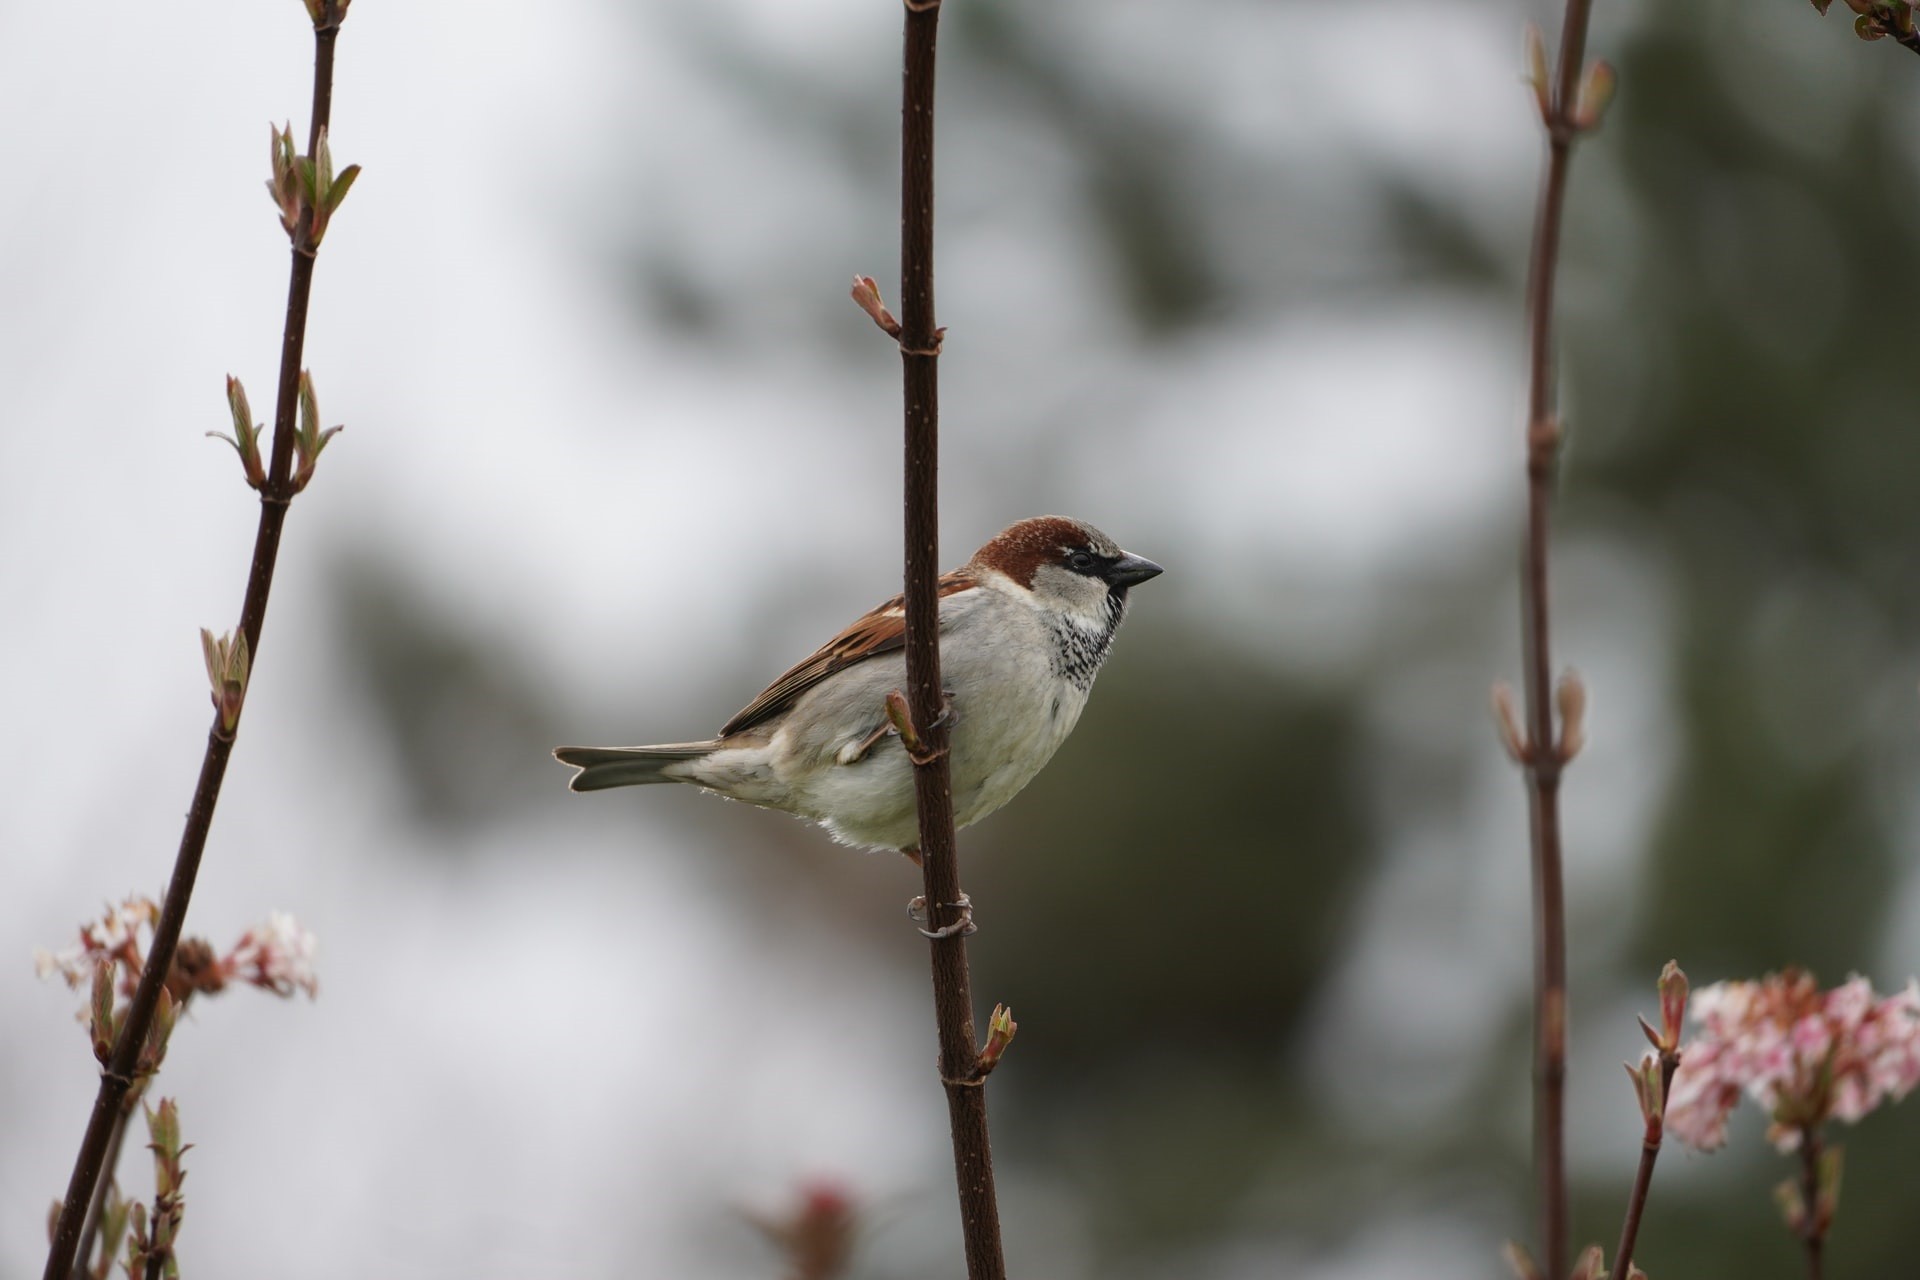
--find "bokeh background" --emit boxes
[6,0,1920,1276]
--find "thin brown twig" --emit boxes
[41,9,350,1279]
[1517,3,1597,1277]
[1830,2,1920,55]
[68,1088,140,1280]
[1611,1051,1679,1279]
[1798,1130,1826,1280]
[890,0,1008,1276]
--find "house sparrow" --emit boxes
[554,516,1162,924]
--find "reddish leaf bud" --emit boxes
[850,274,903,339]
[1625,1053,1664,1128]
[1657,960,1689,1053]
[1571,60,1617,132]
[1522,25,1551,123]
[292,369,344,493]
[89,959,117,1065]
[979,1002,1018,1072]
[1567,1245,1606,1280]
[208,375,268,489]
[1555,670,1587,762]
[1502,1241,1543,1280]
[200,627,250,733]
[1491,682,1528,763]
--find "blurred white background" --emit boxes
[9,0,1919,1276]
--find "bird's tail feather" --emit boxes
[553,742,716,792]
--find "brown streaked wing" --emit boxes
[718,571,978,737]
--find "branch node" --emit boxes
[904,0,942,10]
[900,327,946,358]
[1527,414,1563,469]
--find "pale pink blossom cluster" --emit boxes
[34,900,318,1004]
[223,911,319,999]
[1666,969,1920,1153]
[32,896,161,993]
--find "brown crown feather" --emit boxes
[969,516,1097,589]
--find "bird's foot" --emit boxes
[883,689,956,766]
[907,892,976,939]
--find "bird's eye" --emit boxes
[1069,550,1095,571]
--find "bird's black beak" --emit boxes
[1104,552,1164,589]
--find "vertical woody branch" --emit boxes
[42,6,354,1278]
[896,1,1009,1276]
[1515,2,1604,1277]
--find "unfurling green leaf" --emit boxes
[291,369,344,493]
[326,163,361,214]
[208,375,266,489]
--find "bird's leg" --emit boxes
[835,719,895,766]
[883,688,957,766]
[906,892,976,939]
